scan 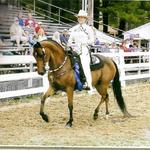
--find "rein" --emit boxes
[49,56,68,73]
[41,46,70,78]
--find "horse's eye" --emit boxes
[37,51,45,58]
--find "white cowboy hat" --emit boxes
[76,10,88,18]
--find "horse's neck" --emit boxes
[48,43,66,68]
[51,51,65,65]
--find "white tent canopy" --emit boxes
[95,29,121,44]
[123,22,150,40]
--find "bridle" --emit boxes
[37,46,69,77]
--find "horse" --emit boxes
[33,40,131,127]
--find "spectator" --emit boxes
[24,21,36,47]
[133,42,139,52]
[25,11,36,28]
[52,31,61,44]
[35,22,47,42]
[95,37,100,45]
[60,29,69,47]
[120,40,128,52]
[17,11,24,27]
[128,44,135,52]
[10,17,28,48]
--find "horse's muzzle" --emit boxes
[38,71,45,76]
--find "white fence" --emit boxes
[0,54,49,99]
[98,50,150,86]
[0,49,150,99]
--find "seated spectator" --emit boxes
[95,37,100,45]
[120,40,128,52]
[60,29,69,47]
[128,44,135,52]
[133,42,140,52]
[25,11,36,28]
[17,11,24,27]
[10,17,28,48]
[52,31,61,44]
[100,43,110,53]
[24,21,36,47]
[35,22,47,42]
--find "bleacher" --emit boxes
[0,3,70,99]
[0,5,70,43]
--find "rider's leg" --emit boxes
[80,46,95,94]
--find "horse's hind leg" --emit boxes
[94,84,109,120]
[105,94,110,119]
[40,87,55,122]
[65,87,74,128]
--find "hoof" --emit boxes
[40,112,49,122]
[65,122,72,128]
[105,114,109,120]
[123,111,132,118]
[93,114,98,120]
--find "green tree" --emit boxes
[100,1,150,37]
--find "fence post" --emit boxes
[28,61,33,88]
[119,49,126,87]
[149,50,150,82]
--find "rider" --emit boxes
[68,10,95,95]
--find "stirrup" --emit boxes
[88,90,95,95]
[83,82,90,90]
[88,88,96,95]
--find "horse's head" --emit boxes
[33,42,48,75]
[33,40,67,76]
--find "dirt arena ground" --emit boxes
[0,82,150,147]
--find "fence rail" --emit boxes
[96,50,150,86]
[0,54,48,99]
[0,50,150,99]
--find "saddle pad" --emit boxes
[90,54,104,71]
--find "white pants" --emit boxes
[79,45,93,90]
[11,35,28,47]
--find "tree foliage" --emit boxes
[100,0,150,36]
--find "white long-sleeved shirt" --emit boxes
[68,23,94,46]
[10,23,25,36]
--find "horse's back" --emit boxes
[92,54,116,84]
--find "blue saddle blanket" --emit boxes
[74,63,83,91]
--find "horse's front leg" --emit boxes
[65,87,74,128]
[40,87,55,122]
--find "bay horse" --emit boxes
[33,40,131,127]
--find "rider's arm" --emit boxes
[87,26,95,46]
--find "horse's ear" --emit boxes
[33,42,42,49]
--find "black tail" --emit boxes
[112,61,126,113]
